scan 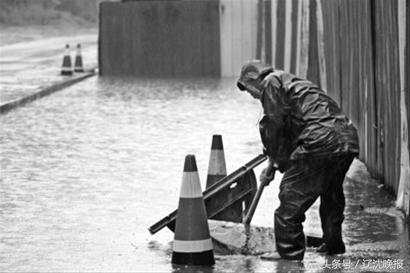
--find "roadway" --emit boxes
[0,34,97,105]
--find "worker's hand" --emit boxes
[260,165,276,186]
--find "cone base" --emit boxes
[172,250,215,266]
[61,70,73,76]
[74,68,84,73]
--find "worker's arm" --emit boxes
[259,76,290,173]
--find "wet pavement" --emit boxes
[0,35,409,272]
[0,34,97,105]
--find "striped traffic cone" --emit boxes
[172,155,215,266]
[206,135,227,188]
[206,135,243,222]
[74,43,84,73]
[61,44,72,76]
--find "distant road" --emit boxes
[0,34,98,103]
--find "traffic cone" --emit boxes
[206,134,227,188]
[74,43,84,73]
[172,155,215,266]
[206,134,243,222]
[61,44,72,76]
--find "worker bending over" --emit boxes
[237,61,359,260]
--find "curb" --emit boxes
[0,72,96,115]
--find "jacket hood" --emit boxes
[237,60,274,92]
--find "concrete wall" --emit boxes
[219,0,258,77]
[397,0,409,215]
[99,0,221,77]
[99,0,260,77]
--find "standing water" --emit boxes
[0,77,280,272]
[1,77,407,272]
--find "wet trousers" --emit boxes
[274,154,355,260]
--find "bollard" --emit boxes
[206,135,243,222]
[61,44,73,76]
[74,43,84,73]
[172,155,215,266]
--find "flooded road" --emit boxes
[0,77,408,272]
[0,34,97,104]
[0,76,266,271]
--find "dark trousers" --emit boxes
[274,154,355,260]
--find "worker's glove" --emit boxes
[260,165,276,186]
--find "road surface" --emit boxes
[0,34,97,104]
